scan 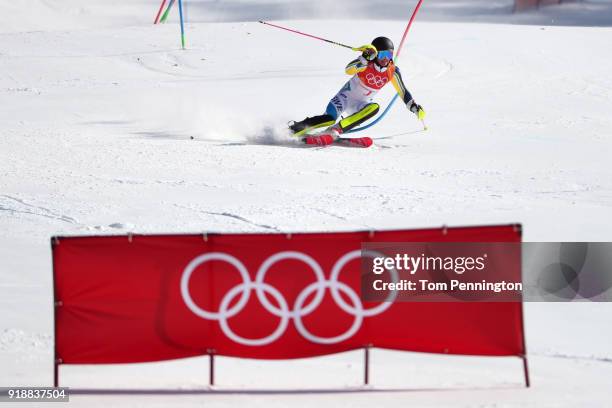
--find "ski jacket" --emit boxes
[345,56,414,105]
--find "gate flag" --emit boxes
[52,225,524,364]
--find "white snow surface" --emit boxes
[1,1,612,407]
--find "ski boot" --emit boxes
[288,114,335,137]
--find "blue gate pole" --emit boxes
[178,0,185,49]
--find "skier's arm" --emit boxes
[391,65,426,120]
[346,45,378,75]
[345,56,368,75]
[390,65,414,105]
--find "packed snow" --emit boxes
[1,0,611,406]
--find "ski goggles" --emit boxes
[377,50,393,61]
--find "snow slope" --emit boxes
[1,1,612,406]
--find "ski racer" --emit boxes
[289,36,426,147]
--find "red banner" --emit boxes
[52,225,525,364]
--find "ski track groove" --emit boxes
[0,195,77,224]
[173,204,280,232]
[533,351,612,364]
[203,211,281,232]
[135,56,338,82]
[433,56,454,79]
[312,208,374,230]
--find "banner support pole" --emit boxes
[208,350,215,386]
[52,237,60,388]
[521,355,530,387]
[364,345,371,385]
[54,360,59,387]
[518,252,529,388]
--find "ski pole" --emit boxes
[378,128,427,140]
[258,21,368,52]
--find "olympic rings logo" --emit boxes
[365,73,388,88]
[180,251,398,346]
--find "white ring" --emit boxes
[255,251,326,318]
[218,283,290,346]
[180,250,397,346]
[181,252,251,320]
[330,249,398,317]
[293,281,363,344]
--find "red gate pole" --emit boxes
[153,0,168,24]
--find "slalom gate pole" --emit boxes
[178,0,185,49]
[396,0,426,61]
[153,0,167,24]
[258,21,361,51]
[160,0,176,23]
[348,0,426,134]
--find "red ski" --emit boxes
[336,137,373,148]
[303,134,335,146]
[302,134,373,148]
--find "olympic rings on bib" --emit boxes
[365,72,388,88]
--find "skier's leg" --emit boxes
[336,102,379,133]
[289,90,345,137]
[289,113,335,137]
[303,101,378,146]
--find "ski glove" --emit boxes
[408,100,426,120]
[360,45,377,61]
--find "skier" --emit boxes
[289,36,425,147]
